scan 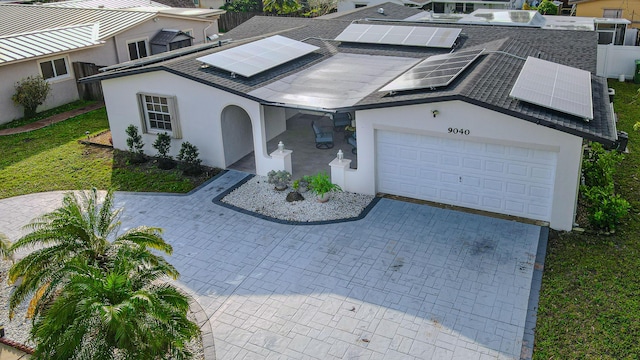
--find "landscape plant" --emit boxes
[580,142,629,230]
[153,132,175,170]
[11,75,51,119]
[8,188,198,358]
[177,141,203,176]
[267,170,291,190]
[536,0,558,15]
[125,124,146,164]
[309,171,341,201]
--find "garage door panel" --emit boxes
[376,131,557,222]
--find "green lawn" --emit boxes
[0,107,218,200]
[534,81,640,359]
[0,100,95,130]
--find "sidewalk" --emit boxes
[0,101,105,136]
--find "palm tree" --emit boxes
[8,188,177,319]
[30,247,199,360]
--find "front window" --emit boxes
[128,40,148,60]
[138,93,182,138]
[603,9,622,18]
[39,57,69,80]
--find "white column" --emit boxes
[269,148,292,174]
[329,157,351,190]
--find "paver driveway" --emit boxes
[0,171,543,360]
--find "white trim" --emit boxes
[38,55,72,82]
[126,37,149,61]
[137,92,182,138]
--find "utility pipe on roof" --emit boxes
[203,20,214,43]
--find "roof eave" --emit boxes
[0,42,105,67]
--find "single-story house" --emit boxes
[87,3,620,231]
[0,3,224,125]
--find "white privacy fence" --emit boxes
[597,44,640,80]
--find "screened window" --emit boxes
[138,93,182,138]
[39,58,69,80]
[128,40,148,60]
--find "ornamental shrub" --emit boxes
[582,142,623,188]
[11,76,51,119]
[125,124,145,164]
[177,141,203,176]
[152,132,175,169]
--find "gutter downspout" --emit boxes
[203,21,214,43]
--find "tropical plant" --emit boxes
[536,0,558,15]
[8,188,177,319]
[177,141,203,176]
[309,171,341,199]
[263,0,300,14]
[11,76,51,119]
[267,170,291,190]
[302,0,336,17]
[30,250,199,360]
[220,0,261,12]
[125,124,146,164]
[0,232,12,262]
[153,132,175,169]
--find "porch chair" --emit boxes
[332,112,352,131]
[347,132,357,154]
[311,121,334,149]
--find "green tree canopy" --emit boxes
[11,76,50,119]
[263,0,301,14]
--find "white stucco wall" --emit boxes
[345,101,583,231]
[0,45,116,125]
[337,0,404,12]
[101,70,285,174]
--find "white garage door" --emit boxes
[376,131,557,221]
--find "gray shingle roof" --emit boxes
[92,13,616,146]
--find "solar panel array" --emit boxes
[335,24,462,48]
[510,56,593,120]
[196,35,319,78]
[379,49,484,92]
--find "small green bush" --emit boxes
[267,170,291,190]
[582,185,629,231]
[309,171,341,198]
[125,125,145,164]
[177,142,202,176]
[11,76,51,119]
[582,142,623,188]
[152,132,174,169]
[581,142,628,230]
[536,0,558,15]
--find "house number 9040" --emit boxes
[448,127,470,135]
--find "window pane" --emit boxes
[160,97,167,104]
[53,58,67,76]
[128,42,139,60]
[161,106,169,112]
[40,61,54,79]
[138,41,147,58]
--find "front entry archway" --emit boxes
[221,105,254,169]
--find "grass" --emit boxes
[0,100,95,130]
[0,106,219,200]
[533,81,640,359]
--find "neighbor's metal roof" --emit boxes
[43,0,170,9]
[0,23,103,65]
[0,4,156,39]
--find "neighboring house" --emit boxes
[0,4,223,125]
[195,0,225,10]
[337,0,513,14]
[570,0,640,28]
[88,3,619,231]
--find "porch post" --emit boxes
[329,156,351,190]
[269,148,293,174]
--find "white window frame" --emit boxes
[38,56,71,82]
[137,93,182,139]
[603,9,622,18]
[127,38,149,61]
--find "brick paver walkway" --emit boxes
[0,171,543,359]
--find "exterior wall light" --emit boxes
[432,110,439,118]
[278,141,285,153]
[337,149,344,162]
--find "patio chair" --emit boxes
[332,112,352,131]
[311,121,334,149]
[347,132,357,154]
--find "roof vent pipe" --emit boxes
[377,8,384,14]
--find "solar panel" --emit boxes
[196,35,319,77]
[379,49,484,92]
[335,24,462,48]
[510,57,593,120]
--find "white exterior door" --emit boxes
[376,130,558,221]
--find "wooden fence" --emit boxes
[73,62,104,101]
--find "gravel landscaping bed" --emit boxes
[221,176,375,222]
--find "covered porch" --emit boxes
[228,112,357,180]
